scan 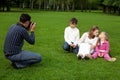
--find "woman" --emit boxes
[77,26,99,59]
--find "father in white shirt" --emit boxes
[63,18,80,54]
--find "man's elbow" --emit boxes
[29,40,35,45]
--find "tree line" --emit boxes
[0,0,120,15]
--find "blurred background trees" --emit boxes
[0,0,120,15]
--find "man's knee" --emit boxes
[36,54,42,62]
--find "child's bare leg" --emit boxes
[85,54,92,59]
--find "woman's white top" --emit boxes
[78,32,98,46]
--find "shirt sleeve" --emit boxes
[105,42,110,54]
[74,30,80,46]
[78,32,87,46]
[64,28,71,45]
[22,29,35,45]
[92,37,98,46]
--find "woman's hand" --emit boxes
[90,45,95,50]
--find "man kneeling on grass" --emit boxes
[4,13,42,69]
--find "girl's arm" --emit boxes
[105,41,110,54]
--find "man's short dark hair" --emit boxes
[70,18,78,24]
[20,13,31,23]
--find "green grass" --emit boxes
[0,11,120,80]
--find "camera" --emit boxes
[27,22,34,30]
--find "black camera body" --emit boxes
[27,22,34,30]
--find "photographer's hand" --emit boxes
[30,22,36,32]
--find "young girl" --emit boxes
[92,32,116,62]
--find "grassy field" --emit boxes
[0,11,120,80]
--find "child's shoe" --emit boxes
[108,58,116,62]
[77,54,83,60]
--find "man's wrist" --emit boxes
[30,29,34,32]
[31,31,34,32]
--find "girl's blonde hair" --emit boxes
[101,31,109,41]
[97,31,109,46]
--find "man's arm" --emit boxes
[22,23,36,44]
[22,30,35,44]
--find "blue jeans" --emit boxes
[7,50,42,68]
[63,42,79,54]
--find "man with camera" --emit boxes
[4,13,42,69]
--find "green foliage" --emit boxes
[103,0,114,6]
[113,0,120,8]
[0,11,120,80]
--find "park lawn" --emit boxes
[0,11,120,80]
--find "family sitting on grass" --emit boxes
[63,18,116,62]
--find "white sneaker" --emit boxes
[108,58,116,62]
